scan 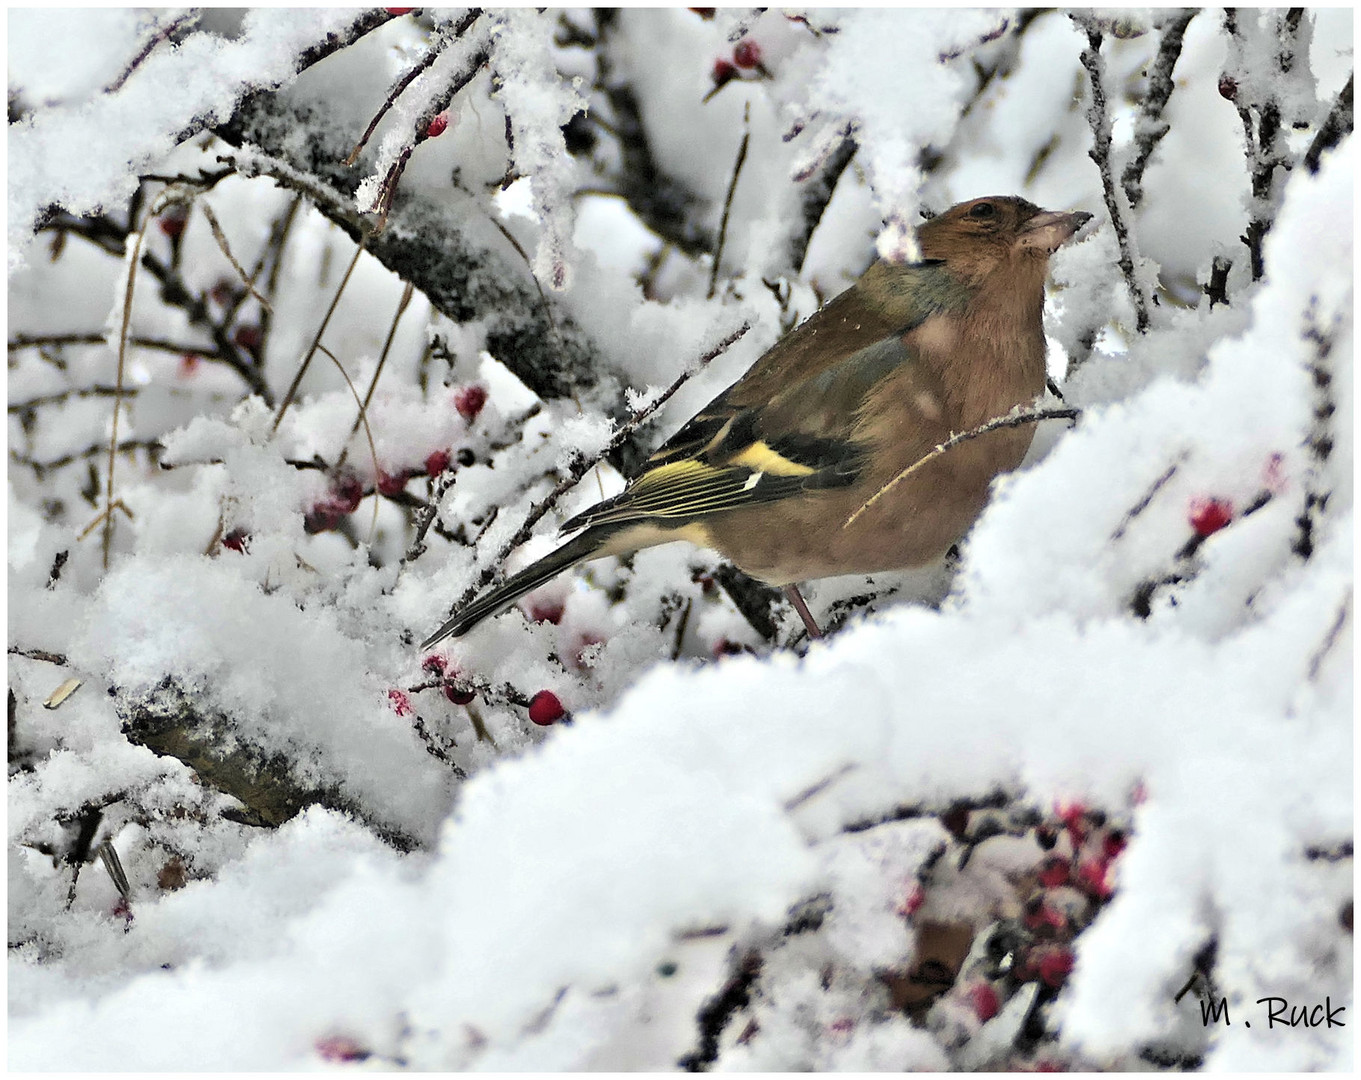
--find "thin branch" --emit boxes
[1121,10,1198,209]
[198,201,273,314]
[372,45,493,229]
[103,11,199,94]
[11,439,162,474]
[99,214,150,568]
[8,646,70,666]
[343,10,483,167]
[1304,72,1353,174]
[1073,16,1151,332]
[708,102,751,300]
[790,128,857,276]
[338,281,415,464]
[271,234,367,433]
[1306,595,1350,681]
[8,333,211,355]
[845,407,1080,529]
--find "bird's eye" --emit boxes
[969,202,997,220]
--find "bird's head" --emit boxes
[918,196,1093,288]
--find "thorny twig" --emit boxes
[1073,16,1151,332]
[846,407,1080,528]
[1121,10,1198,209]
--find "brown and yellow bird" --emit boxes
[422,196,1091,648]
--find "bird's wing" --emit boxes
[562,332,929,533]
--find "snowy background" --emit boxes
[7,7,1353,1071]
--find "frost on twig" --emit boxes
[1073,14,1151,333]
[1221,9,1316,279]
[1120,9,1198,210]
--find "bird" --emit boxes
[421,196,1092,649]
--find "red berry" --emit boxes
[1037,947,1075,988]
[221,528,249,553]
[422,654,448,675]
[178,353,200,377]
[443,681,476,706]
[388,689,413,716]
[377,470,408,497]
[385,7,414,14]
[304,504,344,533]
[424,448,451,477]
[233,324,263,354]
[1023,900,1066,933]
[1057,800,1087,846]
[733,40,762,69]
[332,474,365,513]
[528,690,566,726]
[712,58,738,86]
[967,982,1000,1023]
[209,279,235,306]
[424,111,449,138]
[1218,75,1238,101]
[455,384,488,423]
[1076,858,1113,900]
[1102,830,1127,861]
[527,598,565,625]
[315,1035,369,1063]
[158,211,187,239]
[828,1016,855,1037]
[899,884,926,918]
[1189,496,1233,537]
[1038,856,1070,888]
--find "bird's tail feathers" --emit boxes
[419,526,615,650]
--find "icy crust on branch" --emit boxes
[8,9,359,271]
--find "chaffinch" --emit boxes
[422,196,1091,647]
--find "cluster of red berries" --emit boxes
[301,385,486,532]
[710,38,767,95]
[897,798,1131,1064]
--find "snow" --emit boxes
[8,8,1353,1073]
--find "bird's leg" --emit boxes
[783,584,823,640]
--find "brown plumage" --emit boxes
[422,196,1091,647]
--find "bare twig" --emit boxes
[97,213,150,568]
[1110,459,1184,541]
[846,406,1080,528]
[1306,595,1350,681]
[1073,16,1151,332]
[271,234,367,433]
[8,333,211,356]
[103,11,199,94]
[199,201,273,313]
[708,102,751,300]
[1121,10,1198,209]
[338,281,415,464]
[8,646,70,666]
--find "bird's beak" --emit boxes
[1017,209,1094,253]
